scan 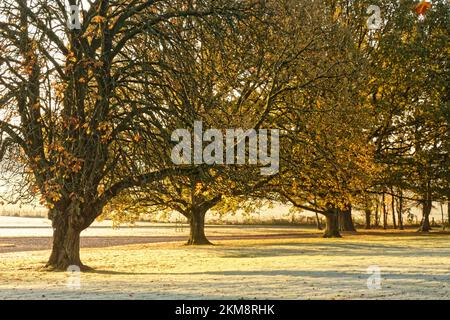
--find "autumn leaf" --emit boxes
[92,16,106,24]
[194,183,203,195]
[333,6,342,21]
[133,134,142,142]
[415,1,432,15]
[66,52,77,63]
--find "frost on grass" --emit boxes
[0,233,449,300]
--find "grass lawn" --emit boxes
[1,230,449,300]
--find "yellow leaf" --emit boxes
[92,16,106,24]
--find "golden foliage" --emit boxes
[415,2,432,15]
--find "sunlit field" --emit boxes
[1,217,449,300]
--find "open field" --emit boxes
[0,217,449,300]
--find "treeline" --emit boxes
[0,0,448,269]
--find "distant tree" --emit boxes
[367,0,449,232]
[275,0,386,237]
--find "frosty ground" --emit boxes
[0,217,449,300]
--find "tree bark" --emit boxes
[46,221,83,270]
[382,192,387,229]
[45,201,97,271]
[339,206,356,232]
[186,207,212,245]
[418,198,432,232]
[315,212,323,230]
[374,201,379,227]
[323,208,342,238]
[365,209,371,229]
[447,201,450,226]
[391,193,397,229]
[397,192,404,230]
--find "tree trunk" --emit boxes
[339,206,356,232]
[187,207,212,245]
[365,209,371,229]
[382,192,387,229]
[397,193,404,230]
[315,212,322,230]
[323,208,342,238]
[46,222,82,270]
[391,193,397,229]
[46,208,84,271]
[374,201,379,227]
[447,201,450,226]
[45,201,97,271]
[418,198,432,232]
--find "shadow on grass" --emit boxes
[81,269,450,284]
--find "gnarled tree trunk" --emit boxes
[323,207,342,238]
[45,201,98,271]
[47,220,82,270]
